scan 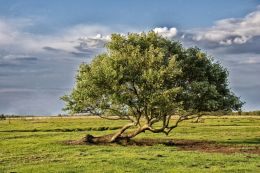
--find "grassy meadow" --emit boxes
[0,116,259,173]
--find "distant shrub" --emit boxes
[0,114,6,120]
[233,110,260,116]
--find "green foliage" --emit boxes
[176,47,243,112]
[62,32,242,119]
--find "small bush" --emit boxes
[0,114,6,120]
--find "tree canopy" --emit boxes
[62,32,243,142]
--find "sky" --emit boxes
[0,0,260,115]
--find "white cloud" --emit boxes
[0,17,182,59]
[0,20,180,60]
[64,24,112,38]
[153,27,177,39]
[0,19,113,58]
[192,9,260,45]
[0,20,19,45]
[238,57,260,65]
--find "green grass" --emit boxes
[0,116,259,172]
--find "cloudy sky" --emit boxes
[0,0,259,115]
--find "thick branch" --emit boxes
[147,126,168,135]
[109,123,135,142]
[166,114,172,127]
[165,113,200,135]
[125,125,149,138]
[147,115,169,135]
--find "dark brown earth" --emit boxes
[64,138,260,155]
[172,139,260,155]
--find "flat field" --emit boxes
[0,116,259,173]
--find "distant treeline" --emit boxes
[0,114,67,119]
[0,114,39,119]
[0,114,56,120]
[232,110,260,116]
[0,111,259,120]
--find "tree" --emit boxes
[61,32,243,143]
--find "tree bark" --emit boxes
[109,123,135,142]
[78,124,149,144]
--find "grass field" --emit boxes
[0,116,259,173]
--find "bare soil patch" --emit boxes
[64,138,260,155]
[173,139,260,155]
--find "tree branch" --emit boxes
[109,122,136,142]
[165,112,203,135]
[125,125,149,138]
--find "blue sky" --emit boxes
[0,0,258,31]
[0,0,260,115]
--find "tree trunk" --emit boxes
[194,116,200,123]
[193,116,204,123]
[78,124,148,144]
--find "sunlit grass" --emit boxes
[0,116,259,172]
